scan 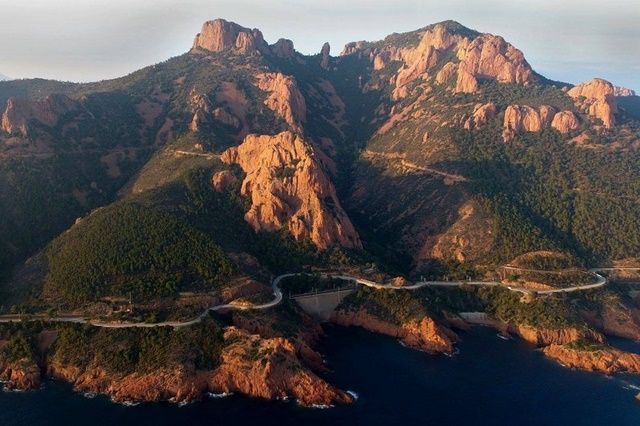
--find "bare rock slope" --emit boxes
[220,131,361,249]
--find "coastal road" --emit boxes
[0,273,287,329]
[0,268,616,328]
[329,272,607,295]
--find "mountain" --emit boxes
[0,73,10,81]
[2,17,640,406]
[1,18,640,288]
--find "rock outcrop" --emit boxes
[0,360,41,390]
[191,19,266,54]
[1,94,77,136]
[320,42,331,69]
[331,309,456,354]
[428,200,495,262]
[340,41,367,56]
[370,22,535,94]
[220,131,361,250]
[231,311,327,373]
[211,170,238,193]
[270,38,295,58]
[435,62,458,84]
[502,104,579,140]
[255,73,306,133]
[503,105,545,133]
[455,67,479,93]
[188,91,213,132]
[550,111,580,133]
[464,102,496,129]
[507,324,605,346]
[582,301,640,341]
[543,344,640,375]
[212,328,352,406]
[188,90,240,132]
[568,78,617,128]
[614,86,636,97]
[48,363,211,403]
[456,33,533,85]
[47,327,352,406]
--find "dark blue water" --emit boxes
[2,326,640,426]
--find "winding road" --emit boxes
[0,268,627,329]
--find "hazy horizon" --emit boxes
[0,0,638,91]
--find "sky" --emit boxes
[0,0,638,91]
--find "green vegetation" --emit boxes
[566,339,607,352]
[279,274,354,295]
[510,252,580,270]
[507,270,596,288]
[419,259,481,280]
[341,287,429,324]
[340,283,589,331]
[51,320,224,375]
[45,202,234,308]
[0,335,35,365]
[480,81,574,110]
[478,287,584,329]
[0,322,42,365]
[172,167,320,273]
[274,165,297,179]
[0,154,118,280]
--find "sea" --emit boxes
[1,326,639,426]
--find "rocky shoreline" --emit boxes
[3,302,640,406]
[331,308,456,354]
[542,344,640,375]
[0,326,353,406]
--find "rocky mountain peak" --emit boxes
[340,41,367,56]
[191,19,266,54]
[568,78,617,128]
[365,21,535,97]
[270,38,295,58]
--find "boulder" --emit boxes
[551,111,580,133]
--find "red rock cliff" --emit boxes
[543,344,640,375]
[368,22,535,94]
[191,19,266,54]
[331,308,456,354]
[47,327,351,406]
[0,359,41,390]
[568,78,617,128]
[211,327,352,406]
[220,131,361,250]
[507,324,605,346]
[255,73,306,134]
